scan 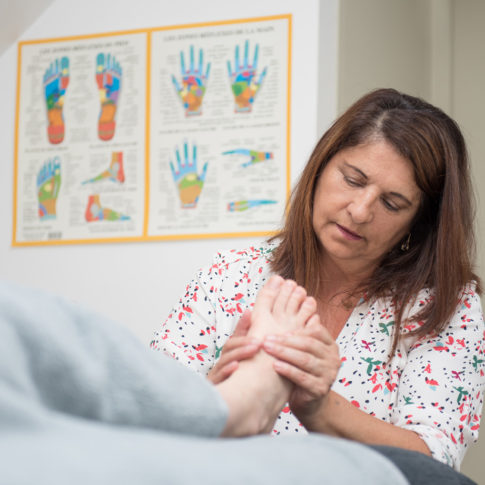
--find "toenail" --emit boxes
[267,276,283,289]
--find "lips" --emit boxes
[336,223,363,241]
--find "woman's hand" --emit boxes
[207,310,261,384]
[262,314,341,418]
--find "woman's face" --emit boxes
[312,140,422,276]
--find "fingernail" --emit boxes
[265,335,279,342]
[273,360,286,371]
[263,341,275,351]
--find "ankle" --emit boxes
[218,351,292,436]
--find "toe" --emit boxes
[297,296,317,327]
[254,275,284,315]
[273,279,296,316]
[286,285,307,315]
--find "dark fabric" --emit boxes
[370,446,477,485]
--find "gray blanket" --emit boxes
[0,280,409,485]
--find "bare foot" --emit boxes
[218,276,317,437]
[249,275,317,339]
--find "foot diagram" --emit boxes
[227,200,276,212]
[222,148,273,168]
[37,157,61,220]
[82,152,125,185]
[96,53,122,141]
[85,194,130,222]
[172,45,210,116]
[44,57,69,144]
[170,141,208,208]
[227,40,267,113]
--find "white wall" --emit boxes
[0,0,338,344]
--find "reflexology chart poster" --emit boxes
[14,32,147,244]
[13,15,291,246]
[149,17,290,237]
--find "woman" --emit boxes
[151,89,484,470]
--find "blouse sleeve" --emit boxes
[149,245,273,376]
[392,285,485,469]
[150,260,221,376]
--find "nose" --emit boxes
[347,189,376,224]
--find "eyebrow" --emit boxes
[343,162,414,207]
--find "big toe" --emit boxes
[253,275,284,315]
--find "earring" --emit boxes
[401,233,411,251]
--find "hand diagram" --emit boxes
[222,148,273,168]
[227,40,267,113]
[172,46,211,116]
[170,141,208,208]
[227,200,277,212]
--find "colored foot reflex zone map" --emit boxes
[82,152,125,185]
[13,15,290,245]
[85,195,130,222]
[37,157,61,220]
[44,57,69,144]
[96,53,122,141]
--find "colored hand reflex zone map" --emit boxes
[159,33,284,231]
[170,142,208,209]
[171,40,267,116]
[168,144,277,213]
[172,45,210,116]
[222,149,276,212]
[227,40,267,113]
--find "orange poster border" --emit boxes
[12,14,292,247]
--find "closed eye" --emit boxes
[344,176,364,188]
[381,198,400,212]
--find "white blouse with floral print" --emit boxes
[151,243,485,470]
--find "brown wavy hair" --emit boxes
[270,88,481,350]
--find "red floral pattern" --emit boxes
[150,244,485,470]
